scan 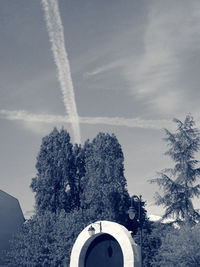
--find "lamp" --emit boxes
[129,195,143,267]
[88,225,95,236]
[128,206,136,220]
[88,222,102,236]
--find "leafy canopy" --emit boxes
[8,129,148,266]
[154,223,200,267]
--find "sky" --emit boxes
[1,0,200,218]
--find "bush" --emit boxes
[155,223,200,267]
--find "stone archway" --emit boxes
[70,220,141,267]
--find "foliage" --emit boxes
[72,143,86,208]
[154,223,200,267]
[6,127,155,267]
[7,211,61,266]
[150,115,200,223]
[141,221,173,267]
[30,128,81,214]
[81,133,130,225]
[8,129,146,266]
[6,209,95,267]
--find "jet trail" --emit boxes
[41,0,81,143]
[0,109,173,130]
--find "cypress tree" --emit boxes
[30,128,77,214]
[81,133,129,225]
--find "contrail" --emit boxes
[80,116,173,129]
[0,109,173,130]
[41,0,81,143]
[0,110,69,123]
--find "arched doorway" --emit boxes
[70,220,140,267]
[84,234,123,267]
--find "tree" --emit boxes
[150,115,200,223]
[6,210,90,266]
[81,133,130,225]
[154,223,200,267]
[141,221,173,267]
[6,212,58,266]
[8,130,148,266]
[30,128,79,214]
[72,143,86,208]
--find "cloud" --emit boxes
[123,0,200,114]
[0,109,173,130]
[41,0,81,143]
[85,60,123,76]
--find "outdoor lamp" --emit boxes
[88,222,102,236]
[128,194,143,267]
[88,225,95,236]
[128,206,136,220]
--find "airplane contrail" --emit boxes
[41,0,81,143]
[0,109,173,130]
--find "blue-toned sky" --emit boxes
[1,0,200,218]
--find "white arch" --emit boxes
[70,220,141,267]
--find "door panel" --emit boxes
[84,234,123,267]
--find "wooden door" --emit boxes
[84,234,123,267]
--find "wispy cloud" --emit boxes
[0,109,173,130]
[123,1,200,114]
[41,0,81,143]
[85,60,123,76]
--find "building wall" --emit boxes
[0,190,24,265]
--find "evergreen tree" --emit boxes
[30,128,78,214]
[81,133,130,225]
[7,130,149,265]
[72,143,86,208]
[150,115,200,223]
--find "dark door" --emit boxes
[84,234,123,267]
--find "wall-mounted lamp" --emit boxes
[88,222,102,236]
[88,225,95,236]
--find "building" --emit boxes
[0,190,24,265]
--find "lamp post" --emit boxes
[128,195,143,267]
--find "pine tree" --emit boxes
[81,133,130,225]
[30,128,78,214]
[150,115,200,223]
